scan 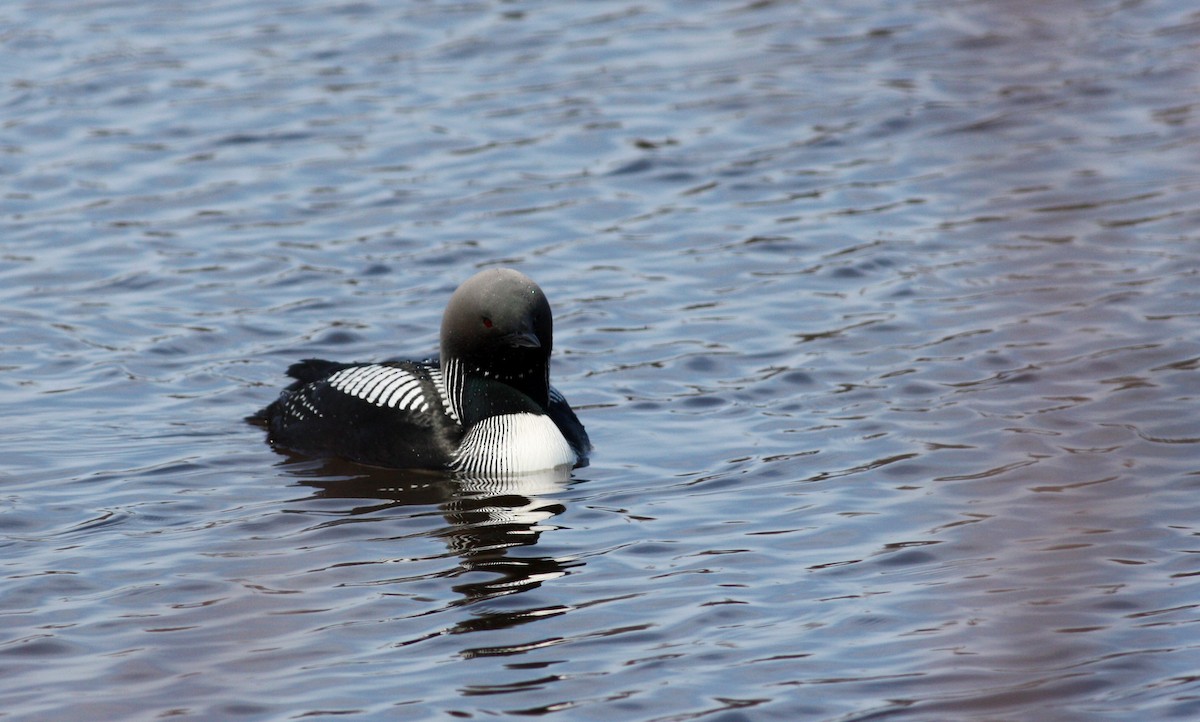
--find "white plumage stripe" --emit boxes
[329,365,429,412]
[432,364,461,422]
[368,369,402,400]
[396,385,425,411]
[343,366,384,397]
[331,366,373,397]
[360,374,389,403]
[381,381,409,408]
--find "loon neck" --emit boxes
[442,356,550,426]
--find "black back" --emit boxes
[258,359,461,470]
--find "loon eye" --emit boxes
[481,317,493,329]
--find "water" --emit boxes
[3,0,1199,719]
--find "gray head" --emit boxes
[440,268,553,406]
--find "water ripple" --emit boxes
[3,0,1200,719]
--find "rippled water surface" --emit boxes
[4,1,1200,719]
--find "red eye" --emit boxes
[482,317,493,329]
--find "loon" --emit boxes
[254,268,590,474]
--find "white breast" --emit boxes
[453,412,577,475]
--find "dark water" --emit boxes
[3,1,1200,719]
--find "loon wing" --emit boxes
[284,358,356,386]
[547,385,591,461]
[262,360,460,469]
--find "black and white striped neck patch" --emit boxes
[327,364,429,413]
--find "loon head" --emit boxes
[440,268,553,408]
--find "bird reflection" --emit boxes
[274,453,580,608]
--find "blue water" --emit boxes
[3,1,1199,719]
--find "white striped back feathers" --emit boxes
[328,365,428,412]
